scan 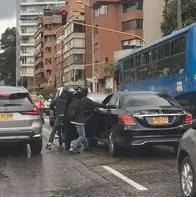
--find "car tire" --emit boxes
[180,156,196,197]
[30,138,42,155]
[108,131,119,157]
[173,144,178,154]
[49,120,54,126]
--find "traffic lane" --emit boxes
[0,140,133,197]
[72,144,181,197]
[44,119,181,196]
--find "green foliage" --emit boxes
[37,87,56,99]
[161,0,196,36]
[0,27,16,85]
[104,60,116,76]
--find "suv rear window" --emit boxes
[122,93,177,107]
[0,93,32,106]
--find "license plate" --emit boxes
[0,113,13,121]
[152,116,169,125]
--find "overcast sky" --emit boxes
[0,0,16,37]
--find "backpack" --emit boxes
[66,99,80,121]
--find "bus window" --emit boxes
[171,51,185,75]
[172,35,186,55]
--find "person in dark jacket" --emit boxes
[46,88,74,149]
[68,88,107,153]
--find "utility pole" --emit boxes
[91,9,96,92]
[177,0,182,29]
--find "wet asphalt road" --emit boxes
[0,119,182,197]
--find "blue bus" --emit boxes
[117,23,196,117]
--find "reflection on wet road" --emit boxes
[0,124,181,197]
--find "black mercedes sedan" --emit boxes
[88,91,192,157]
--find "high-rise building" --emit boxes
[34,9,62,89]
[61,0,86,86]
[16,0,65,85]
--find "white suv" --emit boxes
[0,86,42,154]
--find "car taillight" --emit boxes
[120,114,136,126]
[22,106,40,116]
[185,113,192,124]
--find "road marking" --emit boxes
[102,165,148,191]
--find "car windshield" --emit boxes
[121,93,177,108]
[0,93,32,106]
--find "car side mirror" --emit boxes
[192,120,196,130]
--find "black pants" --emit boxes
[49,117,64,143]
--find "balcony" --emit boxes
[34,57,43,66]
[21,22,36,26]
[21,32,35,37]
[34,28,43,39]
[20,52,34,57]
[35,66,44,75]
[52,16,62,24]
[44,29,57,36]
[20,1,65,6]
[20,63,34,67]
[34,37,44,47]
[20,11,42,16]
[20,42,34,47]
[56,56,64,65]
[34,48,43,58]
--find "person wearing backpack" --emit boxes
[68,88,107,153]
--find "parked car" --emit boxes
[177,120,196,197]
[86,91,192,157]
[0,86,42,154]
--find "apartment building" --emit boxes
[16,0,65,85]
[61,0,86,86]
[85,0,164,91]
[55,26,64,87]
[34,9,62,89]
[62,14,86,86]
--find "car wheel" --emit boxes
[180,156,196,197]
[49,120,54,126]
[30,138,42,155]
[108,131,119,157]
[173,144,178,154]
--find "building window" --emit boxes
[46,47,51,53]
[94,5,108,17]
[121,39,143,49]
[71,54,85,64]
[122,19,143,31]
[73,24,85,32]
[122,0,143,13]
[75,70,85,81]
[45,58,51,65]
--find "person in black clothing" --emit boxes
[46,88,76,149]
[68,88,107,153]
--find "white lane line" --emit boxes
[102,165,148,191]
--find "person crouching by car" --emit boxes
[68,88,107,153]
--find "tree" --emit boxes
[161,0,196,36]
[0,27,16,86]
[104,60,116,76]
